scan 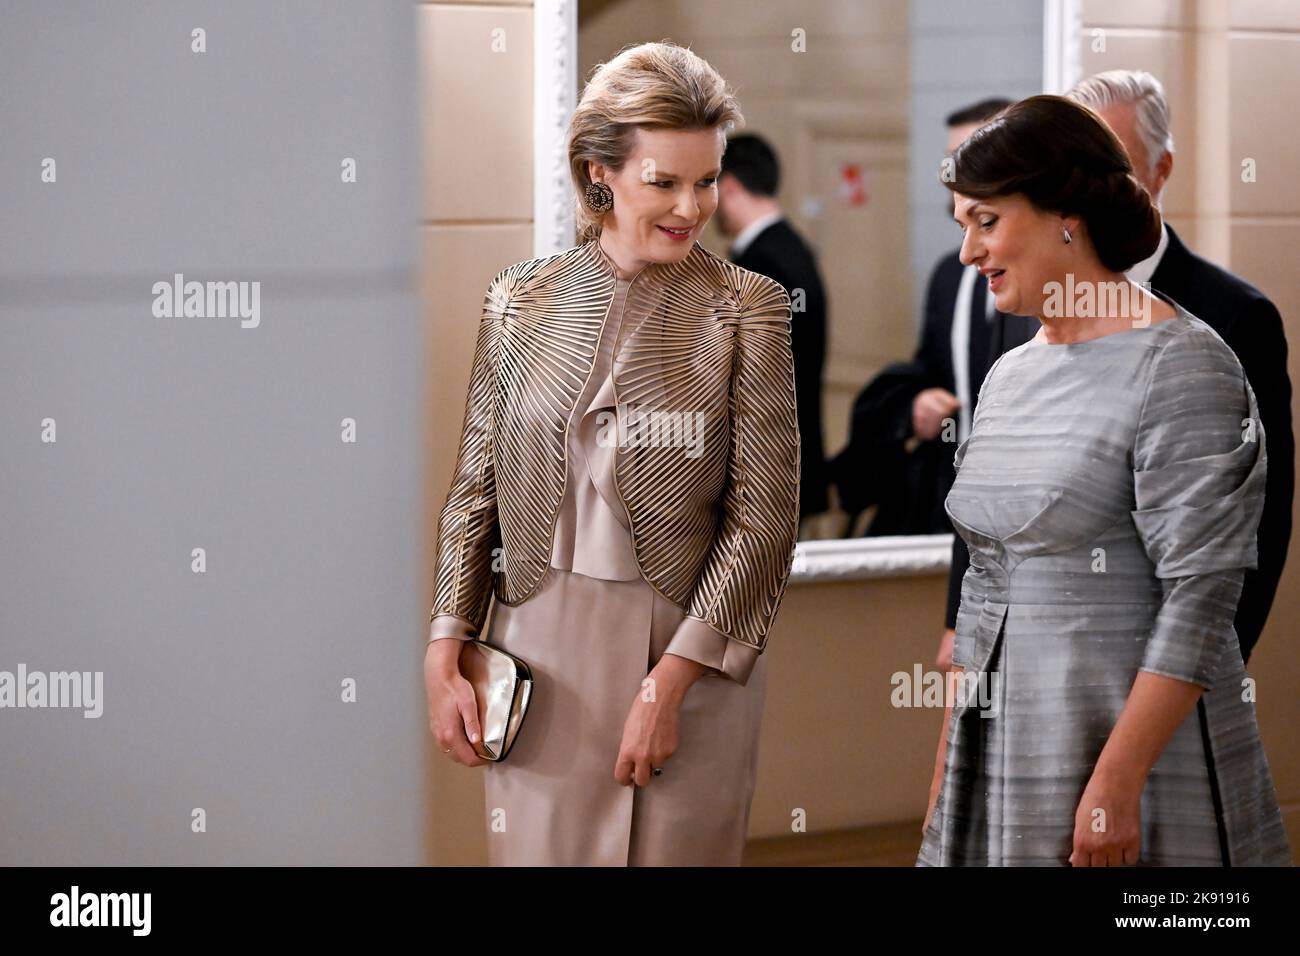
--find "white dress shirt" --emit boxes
[950,265,998,442]
[1124,221,1170,287]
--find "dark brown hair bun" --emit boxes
[943,95,1162,272]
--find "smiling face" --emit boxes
[952,192,1081,317]
[588,126,724,269]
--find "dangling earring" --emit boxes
[1062,226,1072,244]
[585,181,613,214]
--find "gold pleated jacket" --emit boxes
[431,237,801,654]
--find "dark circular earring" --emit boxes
[584,181,613,214]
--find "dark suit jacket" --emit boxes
[944,224,1293,663]
[830,249,1036,534]
[733,218,829,517]
[913,250,1040,430]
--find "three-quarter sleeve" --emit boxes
[428,270,509,638]
[1131,324,1267,689]
[428,612,478,644]
[664,615,761,685]
[683,274,801,667]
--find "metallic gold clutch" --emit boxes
[458,640,533,762]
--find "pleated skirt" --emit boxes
[917,613,1236,866]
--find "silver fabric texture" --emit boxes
[919,308,1292,866]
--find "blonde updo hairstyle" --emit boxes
[567,41,744,242]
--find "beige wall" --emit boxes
[749,575,950,837]
[418,0,535,865]
[1081,0,1300,861]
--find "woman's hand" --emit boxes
[424,640,488,768]
[613,654,707,787]
[922,774,943,836]
[922,667,957,836]
[1068,671,1204,865]
[1070,768,1144,866]
[935,627,955,672]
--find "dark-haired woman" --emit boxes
[919,95,1291,866]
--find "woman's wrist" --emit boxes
[1088,755,1149,796]
[425,639,463,676]
[652,654,707,703]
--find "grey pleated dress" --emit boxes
[918,306,1292,866]
[434,275,769,866]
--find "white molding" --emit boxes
[790,534,953,583]
[533,0,577,257]
[1043,0,1083,95]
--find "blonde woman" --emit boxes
[423,42,801,866]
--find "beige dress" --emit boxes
[433,275,770,866]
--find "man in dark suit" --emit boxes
[938,70,1293,668]
[717,134,829,521]
[901,100,1031,533]
[828,98,1030,536]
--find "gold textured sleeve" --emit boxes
[664,615,762,685]
[428,613,478,644]
[683,273,801,653]
[429,271,507,632]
